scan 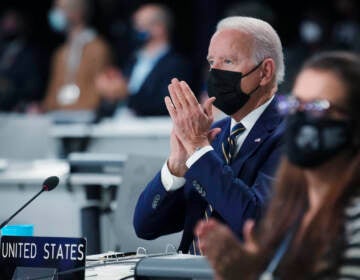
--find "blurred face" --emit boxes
[133,7,153,32]
[54,0,68,16]
[283,68,352,168]
[0,10,25,41]
[55,0,83,24]
[292,69,349,120]
[132,6,164,38]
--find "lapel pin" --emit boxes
[254,138,261,143]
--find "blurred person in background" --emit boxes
[196,51,360,279]
[95,3,192,117]
[0,9,43,112]
[332,0,360,50]
[280,10,331,93]
[42,0,111,112]
[224,1,276,24]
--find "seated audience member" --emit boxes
[133,16,286,254]
[95,3,192,117]
[196,51,360,279]
[43,0,111,112]
[332,0,360,51]
[0,9,43,112]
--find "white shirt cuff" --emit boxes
[161,161,186,191]
[186,146,213,168]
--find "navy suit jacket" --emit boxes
[133,97,285,252]
[123,49,192,116]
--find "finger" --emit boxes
[173,131,184,142]
[195,220,207,237]
[180,81,198,107]
[171,78,189,108]
[203,97,216,118]
[168,84,182,110]
[207,127,222,142]
[164,96,177,120]
[171,129,182,143]
[214,273,224,280]
[195,218,219,238]
[108,68,117,77]
[243,220,255,242]
[243,220,258,253]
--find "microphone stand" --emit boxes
[0,189,44,230]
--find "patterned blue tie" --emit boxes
[189,123,246,255]
[222,123,246,164]
[188,203,215,255]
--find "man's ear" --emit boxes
[259,58,276,86]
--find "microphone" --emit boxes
[0,176,59,230]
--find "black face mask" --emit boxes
[131,28,151,49]
[285,111,353,168]
[207,61,262,115]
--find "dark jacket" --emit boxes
[133,97,285,252]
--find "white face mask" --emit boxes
[299,20,323,44]
[48,8,68,33]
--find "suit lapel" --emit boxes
[137,50,170,93]
[213,117,231,157]
[231,97,282,173]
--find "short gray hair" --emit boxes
[217,16,285,84]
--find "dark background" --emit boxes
[0,0,357,93]
[0,0,337,57]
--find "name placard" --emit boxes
[0,236,86,280]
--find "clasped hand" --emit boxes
[165,78,215,155]
[164,78,220,176]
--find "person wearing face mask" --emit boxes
[196,51,360,279]
[133,16,286,254]
[95,3,192,117]
[42,0,111,112]
[0,9,43,112]
[279,11,330,94]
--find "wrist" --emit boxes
[186,140,210,156]
[167,157,187,177]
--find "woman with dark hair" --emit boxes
[195,51,360,280]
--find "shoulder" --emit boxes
[92,35,110,47]
[267,96,286,139]
[84,35,111,55]
[51,44,67,63]
[54,43,67,55]
[160,50,189,66]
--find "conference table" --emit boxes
[0,115,215,279]
[0,113,172,159]
[0,114,177,254]
[0,114,172,250]
[0,157,125,255]
[51,116,172,157]
[84,252,213,279]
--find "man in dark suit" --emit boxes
[96,3,191,117]
[122,50,190,116]
[133,16,286,254]
[0,9,44,112]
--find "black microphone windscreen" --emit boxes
[42,176,59,191]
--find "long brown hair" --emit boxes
[253,52,360,279]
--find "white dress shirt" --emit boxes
[127,45,169,95]
[114,45,169,117]
[161,96,275,191]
